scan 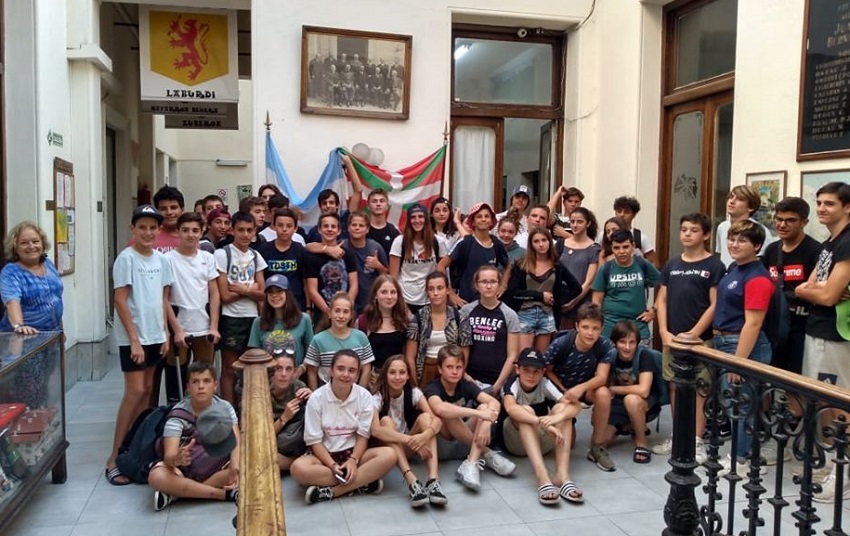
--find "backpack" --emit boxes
[763,249,791,353]
[153,407,232,482]
[633,347,669,407]
[115,405,172,484]
[224,244,259,276]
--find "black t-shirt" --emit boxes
[611,351,653,389]
[450,235,510,302]
[542,331,617,389]
[304,249,358,308]
[460,301,521,385]
[761,235,821,323]
[367,223,400,257]
[365,329,406,371]
[807,224,850,341]
[257,241,308,310]
[424,378,482,408]
[659,255,726,340]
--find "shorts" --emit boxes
[802,335,850,388]
[219,315,254,353]
[517,306,556,336]
[662,342,712,385]
[608,395,660,433]
[502,416,554,457]
[119,344,163,372]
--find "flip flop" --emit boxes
[836,299,850,341]
[537,484,560,505]
[105,466,131,486]
[633,446,652,464]
[559,480,584,503]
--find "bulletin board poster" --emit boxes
[53,158,75,275]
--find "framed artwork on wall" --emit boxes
[800,168,850,242]
[301,26,412,120]
[745,170,786,234]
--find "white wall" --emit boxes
[252,0,592,208]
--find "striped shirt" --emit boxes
[304,329,375,385]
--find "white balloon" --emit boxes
[369,148,385,166]
[351,143,370,160]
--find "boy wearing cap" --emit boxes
[497,184,532,234]
[437,202,509,305]
[105,205,174,486]
[165,212,221,399]
[502,347,583,505]
[148,362,240,511]
[201,208,232,253]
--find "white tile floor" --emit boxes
[4,364,850,535]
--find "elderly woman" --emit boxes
[1,221,63,334]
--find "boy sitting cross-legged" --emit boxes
[502,347,584,505]
[148,362,240,511]
[424,344,516,491]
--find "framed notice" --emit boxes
[798,0,850,160]
[53,158,75,275]
[801,168,850,241]
[745,171,786,234]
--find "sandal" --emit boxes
[559,480,584,503]
[537,484,560,505]
[633,446,652,464]
[105,466,131,486]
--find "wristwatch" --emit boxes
[12,323,23,332]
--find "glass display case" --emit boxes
[0,331,67,532]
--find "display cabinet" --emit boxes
[0,331,67,532]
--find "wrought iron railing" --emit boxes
[664,335,849,536]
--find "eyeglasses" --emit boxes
[477,280,499,286]
[774,216,800,225]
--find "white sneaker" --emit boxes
[482,450,516,477]
[154,490,175,511]
[761,442,791,466]
[695,437,707,465]
[717,454,767,477]
[650,436,673,456]
[813,468,850,503]
[456,458,484,490]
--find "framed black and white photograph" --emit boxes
[301,26,412,120]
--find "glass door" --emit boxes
[451,117,501,212]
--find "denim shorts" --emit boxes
[517,306,556,335]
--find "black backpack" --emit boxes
[763,249,791,353]
[115,405,172,484]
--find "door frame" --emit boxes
[450,116,504,211]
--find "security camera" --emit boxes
[517,28,528,38]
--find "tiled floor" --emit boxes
[5,364,850,535]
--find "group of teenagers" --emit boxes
[98,159,850,510]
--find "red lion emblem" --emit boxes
[168,15,210,80]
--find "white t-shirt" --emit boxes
[214,244,268,318]
[304,383,374,453]
[425,330,447,359]
[112,248,173,346]
[389,236,446,306]
[372,388,424,434]
[259,226,305,245]
[166,249,218,336]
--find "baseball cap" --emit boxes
[516,347,545,369]
[465,202,496,230]
[512,185,532,198]
[407,203,427,218]
[265,274,290,292]
[197,405,237,458]
[131,204,163,225]
[206,208,231,226]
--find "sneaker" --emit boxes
[408,479,428,508]
[587,444,616,472]
[651,436,673,456]
[354,479,384,496]
[717,454,767,477]
[813,468,850,503]
[154,490,175,511]
[305,485,335,504]
[760,442,791,466]
[483,450,516,476]
[456,458,484,490]
[695,437,707,465]
[426,478,448,505]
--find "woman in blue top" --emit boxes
[1,222,63,334]
[248,274,313,373]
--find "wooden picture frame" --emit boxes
[801,168,850,242]
[301,26,412,120]
[797,0,850,161]
[745,170,786,234]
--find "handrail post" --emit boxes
[663,334,702,536]
[234,348,286,536]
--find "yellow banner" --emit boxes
[148,11,229,86]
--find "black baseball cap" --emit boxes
[516,347,545,369]
[132,204,164,225]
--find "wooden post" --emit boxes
[234,348,286,536]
